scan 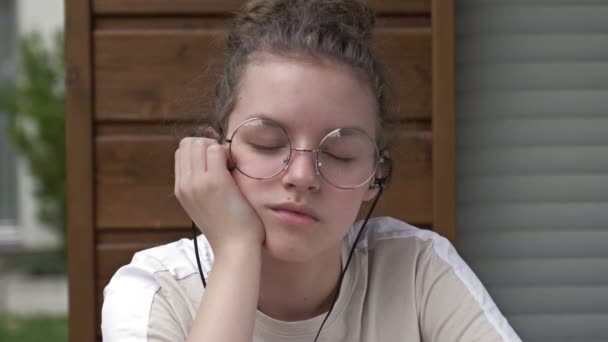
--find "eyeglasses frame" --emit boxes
[224,117,385,189]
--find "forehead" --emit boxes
[227,55,377,139]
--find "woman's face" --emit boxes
[226,55,379,262]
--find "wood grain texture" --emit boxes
[95,123,433,230]
[93,25,431,122]
[431,0,456,243]
[95,16,431,31]
[65,0,96,340]
[93,0,430,15]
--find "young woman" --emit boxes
[102,1,521,341]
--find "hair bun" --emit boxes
[317,0,376,36]
[228,0,376,51]
[228,0,286,51]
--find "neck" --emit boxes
[257,244,342,321]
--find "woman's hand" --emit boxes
[174,137,265,256]
[177,136,263,342]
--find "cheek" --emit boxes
[231,170,259,204]
[322,191,368,245]
[230,171,277,215]
[326,189,367,222]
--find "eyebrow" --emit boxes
[243,112,283,125]
[242,112,371,135]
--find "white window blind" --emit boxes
[456,1,608,341]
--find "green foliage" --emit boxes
[0,31,66,265]
[0,250,66,275]
[0,315,68,342]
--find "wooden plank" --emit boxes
[97,229,193,244]
[95,16,230,30]
[93,29,225,122]
[96,122,180,135]
[95,16,431,31]
[93,26,431,122]
[65,0,96,341]
[94,0,243,15]
[369,0,430,14]
[378,28,432,122]
[93,0,430,16]
[431,0,455,243]
[95,123,433,229]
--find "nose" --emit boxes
[281,149,321,191]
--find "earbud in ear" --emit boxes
[370,178,386,189]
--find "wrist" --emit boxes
[214,239,262,263]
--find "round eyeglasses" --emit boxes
[225,117,383,189]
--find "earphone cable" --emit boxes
[192,222,207,288]
[312,185,383,342]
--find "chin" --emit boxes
[257,212,346,263]
[262,233,317,263]
[260,221,337,264]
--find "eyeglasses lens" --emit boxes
[318,128,378,188]
[229,118,378,188]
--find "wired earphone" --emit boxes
[191,174,389,341]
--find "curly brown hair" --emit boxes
[212,0,390,152]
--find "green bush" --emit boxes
[0,31,66,273]
[0,315,68,342]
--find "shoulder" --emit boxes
[349,216,450,255]
[352,217,484,293]
[349,216,470,289]
[104,236,212,294]
[101,236,213,341]
[353,217,521,342]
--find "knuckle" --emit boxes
[207,144,221,154]
[202,138,217,147]
[188,137,215,150]
[179,137,190,147]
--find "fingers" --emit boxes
[207,143,229,176]
[176,137,227,180]
[191,139,206,174]
[179,138,193,178]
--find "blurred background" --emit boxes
[0,0,67,341]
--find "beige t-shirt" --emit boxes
[102,217,521,341]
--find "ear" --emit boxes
[363,184,379,202]
[362,150,392,202]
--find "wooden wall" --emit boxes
[65,0,454,340]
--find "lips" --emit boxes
[269,202,320,225]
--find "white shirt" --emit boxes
[102,217,522,341]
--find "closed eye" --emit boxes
[250,143,286,151]
[321,151,354,162]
